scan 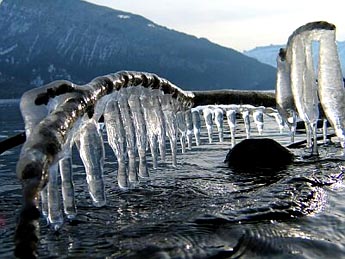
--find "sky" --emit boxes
[85,0,345,52]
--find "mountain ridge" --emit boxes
[244,42,345,75]
[0,0,276,98]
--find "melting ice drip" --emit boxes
[276,21,345,155]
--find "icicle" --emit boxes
[213,107,224,142]
[287,112,297,143]
[276,48,296,137]
[185,109,194,149]
[304,35,319,155]
[47,163,64,231]
[176,111,187,153]
[203,107,213,143]
[241,109,251,139]
[160,94,178,167]
[128,94,149,178]
[104,98,129,189]
[288,32,319,154]
[191,108,201,146]
[78,118,106,206]
[40,186,48,223]
[152,95,167,161]
[59,157,77,219]
[273,113,284,134]
[253,107,264,135]
[265,108,285,134]
[19,84,80,225]
[141,95,159,169]
[58,116,84,219]
[318,29,345,148]
[118,95,138,183]
[226,109,237,148]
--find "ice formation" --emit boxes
[202,107,214,143]
[213,107,224,142]
[16,26,345,254]
[191,108,201,146]
[16,71,282,240]
[253,107,264,135]
[15,72,197,256]
[276,48,297,142]
[276,21,345,154]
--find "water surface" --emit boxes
[0,101,344,258]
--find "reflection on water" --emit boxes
[0,102,345,258]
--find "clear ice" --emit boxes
[160,94,178,166]
[104,97,129,189]
[276,48,297,142]
[240,107,251,139]
[16,34,345,236]
[202,107,214,143]
[277,21,345,154]
[77,118,106,206]
[253,107,264,135]
[128,94,149,178]
[191,108,201,146]
[226,108,237,147]
[317,29,345,148]
[213,107,224,142]
[19,80,283,230]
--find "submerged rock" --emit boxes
[225,138,294,171]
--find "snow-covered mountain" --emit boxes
[244,42,345,76]
[0,0,276,98]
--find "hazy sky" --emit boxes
[85,0,345,51]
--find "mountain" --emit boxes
[243,45,282,68]
[244,42,345,76]
[0,0,276,99]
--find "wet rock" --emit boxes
[225,138,294,171]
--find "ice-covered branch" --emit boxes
[14,70,279,258]
[192,89,275,108]
[14,71,194,258]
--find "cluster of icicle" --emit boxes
[192,104,284,147]
[276,21,345,155]
[17,73,284,231]
[16,72,193,233]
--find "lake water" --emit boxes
[0,100,344,258]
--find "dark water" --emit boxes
[0,101,345,258]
